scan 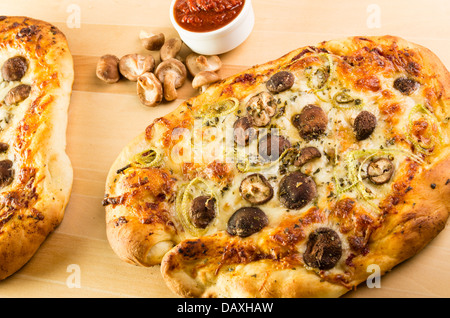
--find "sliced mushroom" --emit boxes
[185,53,222,77]
[233,116,257,146]
[292,104,328,140]
[246,92,277,127]
[354,110,377,141]
[367,157,394,185]
[192,71,221,92]
[266,71,295,93]
[0,159,13,188]
[96,54,120,83]
[160,38,182,61]
[258,134,291,162]
[239,174,274,205]
[278,171,317,209]
[155,58,187,101]
[294,146,321,167]
[4,84,31,106]
[189,195,216,229]
[137,72,163,107]
[0,142,8,153]
[139,30,165,51]
[227,207,268,237]
[303,227,342,270]
[119,54,155,82]
[2,56,28,81]
[393,77,419,95]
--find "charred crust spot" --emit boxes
[102,195,125,207]
[27,209,44,221]
[16,25,38,39]
[232,73,256,85]
[0,211,14,228]
[291,46,329,62]
[347,235,365,253]
[355,75,381,92]
[116,164,131,174]
[406,61,420,76]
[115,216,128,227]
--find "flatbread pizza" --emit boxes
[104,35,450,297]
[0,16,73,280]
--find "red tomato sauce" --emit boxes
[174,0,245,33]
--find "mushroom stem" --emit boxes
[163,72,178,101]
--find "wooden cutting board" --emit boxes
[0,0,449,298]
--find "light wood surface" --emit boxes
[0,0,449,298]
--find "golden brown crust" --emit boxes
[0,17,74,279]
[105,35,449,297]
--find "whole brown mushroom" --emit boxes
[160,38,182,62]
[185,53,222,77]
[119,54,155,82]
[192,71,221,92]
[155,58,187,101]
[139,30,165,51]
[96,54,120,84]
[137,72,163,107]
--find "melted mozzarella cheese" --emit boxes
[165,54,432,241]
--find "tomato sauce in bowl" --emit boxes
[174,0,245,33]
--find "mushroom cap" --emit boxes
[155,58,187,101]
[96,54,120,84]
[119,54,155,82]
[192,71,220,90]
[186,53,222,77]
[137,72,163,107]
[160,38,182,61]
[2,56,28,82]
[4,84,31,106]
[139,31,165,51]
[155,58,187,88]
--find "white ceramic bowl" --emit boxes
[169,0,254,55]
